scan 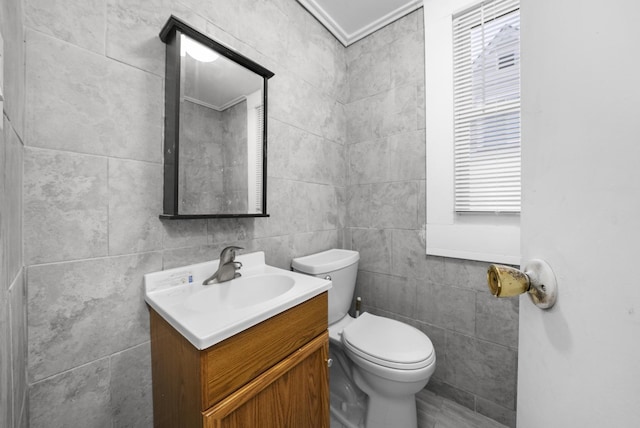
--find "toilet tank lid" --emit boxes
[292,249,359,274]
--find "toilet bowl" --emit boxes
[292,249,436,428]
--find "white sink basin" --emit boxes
[144,251,331,350]
[185,274,295,311]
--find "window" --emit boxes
[453,1,521,213]
[424,0,521,264]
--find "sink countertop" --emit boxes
[144,251,331,350]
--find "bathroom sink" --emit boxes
[144,251,331,350]
[185,274,295,311]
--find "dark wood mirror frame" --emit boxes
[159,15,274,219]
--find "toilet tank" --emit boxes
[291,249,360,325]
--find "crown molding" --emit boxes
[297,0,423,46]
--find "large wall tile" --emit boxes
[162,219,208,249]
[2,0,26,139]
[268,119,294,181]
[476,292,519,349]
[108,159,163,256]
[1,118,7,292]
[336,186,347,234]
[417,82,426,130]
[28,252,162,382]
[416,281,476,336]
[162,244,219,270]
[25,0,106,54]
[348,47,391,102]
[208,218,254,246]
[0,114,9,428]
[24,148,108,264]
[271,119,346,186]
[348,139,387,185]
[351,228,392,274]
[186,0,290,67]
[292,136,346,187]
[252,177,297,238]
[247,235,292,270]
[389,30,425,87]
[370,181,419,230]
[10,271,26,426]
[298,182,338,232]
[346,185,371,228]
[111,342,152,428]
[25,30,163,162]
[285,1,348,102]
[357,273,417,317]
[29,359,111,428]
[345,97,373,145]
[391,229,437,281]
[347,132,424,185]
[6,123,22,282]
[0,297,12,428]
[291,230,339,259]
[443,332,518,410]
[386,275,417,319]
[415,320,447,381]
[270,71,345,145]
[106,0,207,76]
[346,84,417,144]
[379,84,418,138]
[233,0,290,68]
[388,131,425,181]
[354,270,389,311]
[444,257,492,292]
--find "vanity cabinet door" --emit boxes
[203,331,329,428]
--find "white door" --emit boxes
[518,1,640,427]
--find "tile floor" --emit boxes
[416,389,509,428]
[330,388,509,428]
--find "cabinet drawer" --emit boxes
[203,332,329,428]
[201,292,327,410]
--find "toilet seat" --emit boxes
[341,313,435,370]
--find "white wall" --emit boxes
[519,0,640,426]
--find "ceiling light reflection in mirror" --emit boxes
[180,34,219,63]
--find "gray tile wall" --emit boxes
[22,0,346,426]
[344,10,518,428]
[179,100,225,213]
[0,0,28,427]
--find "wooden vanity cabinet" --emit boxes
[149,292,329,428]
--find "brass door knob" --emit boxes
[487,259,558,309]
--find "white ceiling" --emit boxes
[297,0,423,46]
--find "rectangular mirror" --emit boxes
[159,16,274,219]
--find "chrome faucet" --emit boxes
[203,246,243,285]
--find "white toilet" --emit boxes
[292,249,436,428]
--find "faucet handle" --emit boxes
[219,246,243,264]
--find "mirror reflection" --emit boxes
[178,34,265,215]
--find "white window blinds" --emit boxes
[453,0,520,213]
[255,104,264,212]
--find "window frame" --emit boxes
[424,0,520,264]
